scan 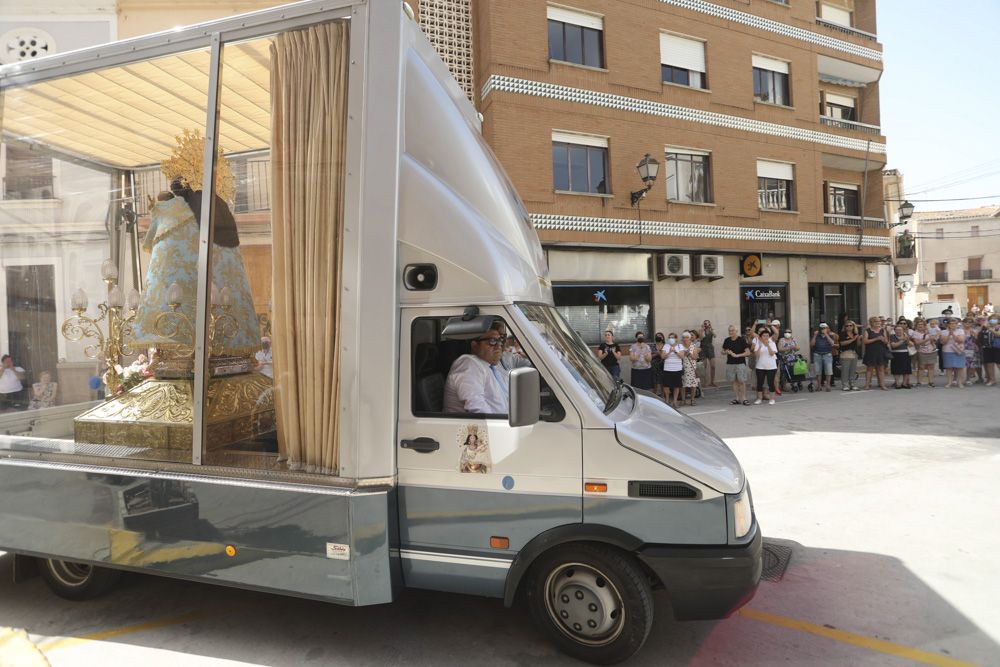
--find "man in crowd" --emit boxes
[0,355,27,410]
[722,325,750,405]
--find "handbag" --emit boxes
[792,358,809,376]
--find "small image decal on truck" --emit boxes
[458,423,491,473]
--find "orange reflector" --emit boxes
[225,545,237,557]
[584,482,608,493]
[490,536,510,549]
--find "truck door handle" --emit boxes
[401,437,440,453]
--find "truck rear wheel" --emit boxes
[39,558,122,601]
[525,543,653,665]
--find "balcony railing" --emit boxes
[815,18,879,41]
[820,116,881,135]
[964,269,993,280]
[823,214,887,229]
[935,273,948,283]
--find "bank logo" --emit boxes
[593,289,607,303]
[745,289,756,300]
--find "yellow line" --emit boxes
[737,608,982,667]
[36,607,231,653]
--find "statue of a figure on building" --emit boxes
[897,229,914,258]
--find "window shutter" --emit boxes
[665,145,709,157]
[826,93,855,108]
[552,131,608,148]
[820,4,852,27]
[659,34,706,72]
[757,160,794,180]
[547,5,603,30]
[828,182,858,191]
[752,54,789,74]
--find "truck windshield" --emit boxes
[517,304,616,411]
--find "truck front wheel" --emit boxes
[524,543,653,665]
[39,558,122,601]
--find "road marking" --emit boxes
[774,398,807,404]
[737,608,978,667]
[686,409,727,416]
[36,607,232,652]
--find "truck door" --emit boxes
[396,309,582,597]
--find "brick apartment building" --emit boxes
[417,0,893,342]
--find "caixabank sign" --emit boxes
[742,285,786,301]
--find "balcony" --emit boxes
[964,269,993,281]
[823,214,887,229]
[815,18,878,42]
[820,116,881,135]
[935,273,948,283]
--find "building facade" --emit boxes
[420,0,892,342]
[910,206,999,315]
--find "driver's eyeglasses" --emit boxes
[475,336,506,347]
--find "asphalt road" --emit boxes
[1,382,998,666]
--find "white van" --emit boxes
[0,2,760,663]
[919,301,964,320]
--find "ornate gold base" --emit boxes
[74,373,275,452]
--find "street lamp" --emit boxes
[889,200,915,229]
[630,153,660,207]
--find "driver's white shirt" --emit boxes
[444,354,509,414]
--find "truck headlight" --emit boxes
[733,487,753,539]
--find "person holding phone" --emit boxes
[751,327,778,405]
[812,323,836,391]
[661,332,685,407]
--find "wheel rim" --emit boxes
[46,559,93,588]
[543,562,625,646]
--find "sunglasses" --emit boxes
[475,336,506,347]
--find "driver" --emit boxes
[443,325,512,414]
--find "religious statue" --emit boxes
[131,130,260,360]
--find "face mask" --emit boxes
[990,320,998,325]
[784,332,792,339]
[637,337,644,343]
[667,338,676,345]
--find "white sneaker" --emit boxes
[842,386,850,391]
[753,399,762,405]
[768,399,775,405]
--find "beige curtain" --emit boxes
[270,22,349,473]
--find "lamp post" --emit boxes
[630,153,660,241]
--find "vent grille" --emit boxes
[628,481,699,499]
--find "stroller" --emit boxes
[779,352,814,393]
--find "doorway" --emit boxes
[968,285,988,313]
[5,265,58,387]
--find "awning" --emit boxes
[2,40,272,169]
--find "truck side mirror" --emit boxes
[508,367,540,427]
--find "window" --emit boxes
[826,182,859,216]
[2,144,54,200]
[660,33,707,89]
[819,3,853,27]
[752,54,791,106]
[938,293,954,301]
[664,148,711,203]
[971,225,980,237]
[757,160,794,210]
[410,316,564,421]
[935,262,948,282]
[936,228,944,239]
[969,257,982,272]
[547,6,604,68]
[824,92,856,121]
[552,132,609,194]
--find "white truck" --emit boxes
[0,1,760,663]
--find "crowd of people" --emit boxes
[597,312,1000,408]
[0,354,58,411]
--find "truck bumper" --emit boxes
[637,525,762,621]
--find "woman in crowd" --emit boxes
[939,318,967,388]
[650,332,666,396]
[863,316,890,390]
[777,327,800,392]
[980,316,1000,386]
[700,320,717,387]
[680,331,700,406]
[838,320,862,390]
[751,327,778,405]
[812,323,837,392]
[910,318,937,387]
[28,370,58,409]
[964,317,983,385]
[889,323,913,389]
[661,332,685,407]
[628,331,653,390]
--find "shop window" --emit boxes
[552,284,651,347]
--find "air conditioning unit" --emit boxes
[656,253,691,280]
[693,254,725,281]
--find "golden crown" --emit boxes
[161,129,236,203]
